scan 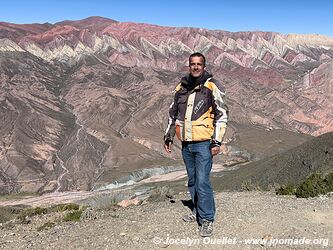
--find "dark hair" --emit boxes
[189,52,206,66]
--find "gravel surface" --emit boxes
[1,191,332,249]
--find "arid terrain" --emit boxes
[0,191,332,249]
[0,15,332,250]
[1,16,333,194]
[0,131,331,249]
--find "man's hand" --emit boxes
[164,141,172,153]
[210,144,228,156]
[211,146,220,156]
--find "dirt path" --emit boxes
[1,191,332,249]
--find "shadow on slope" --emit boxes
[213,131,333,191]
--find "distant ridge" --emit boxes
[214,131,333,191]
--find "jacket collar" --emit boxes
[180,71,212,91]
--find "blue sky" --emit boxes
[0,0,332,37]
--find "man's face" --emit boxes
[189,56,205,77]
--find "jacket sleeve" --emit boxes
[164,90,179,144]
[211,80,228,146]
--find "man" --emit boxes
[164,52,228,237]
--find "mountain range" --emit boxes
[0,16,332,194]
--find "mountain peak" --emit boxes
[55,16,118,31]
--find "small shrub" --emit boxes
[81,207,98,220]
[0,206,18,223]
[50,203,81,212]
[322,173,333,192]
[17,207,48,224]
[34,207,48,215]
[37,221,56,231]
[241,179,261,191]
[275,172,333,198]
[295,173,327,198]
[63,210,83,222]
[276,185,296,195]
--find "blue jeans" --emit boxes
[182,140,215,224]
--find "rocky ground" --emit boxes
[0,190,332,249]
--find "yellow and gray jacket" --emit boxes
[164,71,228,147]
